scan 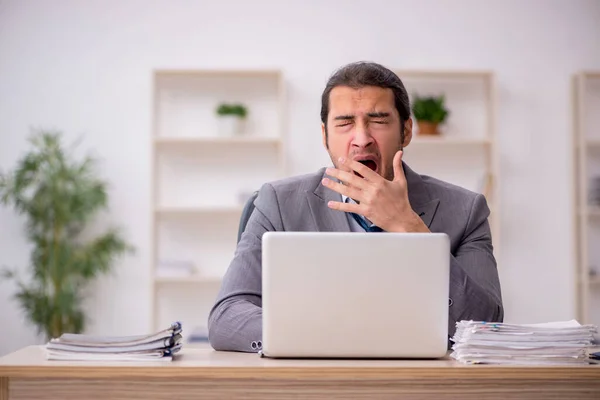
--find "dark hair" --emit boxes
[320,61,410,143]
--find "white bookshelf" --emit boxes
[410,137,492,146]
[154,136,282,147]
[396,70,499,256]
[150,69,286,333]
[155,206,244,215]
[573,71,600,326]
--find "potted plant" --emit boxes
[216,103,248,136]
[411,94,449,136]
[0,130,134,340]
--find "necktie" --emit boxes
[344,197,384,232]
[350,213,383,232]
[349,212,383,232]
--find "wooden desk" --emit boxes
[1,345,599,399]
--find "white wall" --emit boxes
[1,0,599,356]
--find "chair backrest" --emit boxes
[237,191,259,243]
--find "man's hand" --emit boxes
[322,150,430,233]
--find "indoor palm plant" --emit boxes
[411,94,450,135]
[0,130,133,340]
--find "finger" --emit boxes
[392,150,405,183]
[325,167,368,190]
[327,200,362,214]
[342,158,380,182]
[321,177,363,201]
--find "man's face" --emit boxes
[322,85,412,181]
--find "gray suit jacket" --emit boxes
[208,163,504,352]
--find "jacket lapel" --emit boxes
[306,168,352,232]
[404,162,440,229]
[411,200,440,228]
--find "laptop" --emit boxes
[261,231,450,359]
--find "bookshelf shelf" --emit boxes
[155,136,282,147]
[155,206,244,216]
[410,137,492,146]
[155,276,222,285]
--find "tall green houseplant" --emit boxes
[0,131,133,340]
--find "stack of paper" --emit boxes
[45,322,183,362]
[450,320,598,365]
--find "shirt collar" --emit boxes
[341,195,376,227]
[342,195,358,204]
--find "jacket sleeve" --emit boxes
[448,193,504,337]
[207,183,282,352]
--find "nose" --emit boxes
[351,125,374,148]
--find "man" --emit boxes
[208,61,503,352]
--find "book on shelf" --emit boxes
[45,322,183,362]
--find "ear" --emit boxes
[321,122,328,149]
[402,117,413,148]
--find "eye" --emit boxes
[373,120,387,124]
[335,122,352,127]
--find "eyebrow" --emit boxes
[367,112,390,118]
[333,112,390,120]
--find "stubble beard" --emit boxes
[325,128,404,182]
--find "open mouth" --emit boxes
[355,159,378,178]
[358,160,377,171]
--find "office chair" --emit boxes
[237,191,259,243]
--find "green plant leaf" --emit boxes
[13,282,53,338]
[0,129,134,338]
[411,94,450,123]
[73,228,134,280]
[216,103,248,118]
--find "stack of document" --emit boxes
[45,322,183,362]
[450,320,598,365]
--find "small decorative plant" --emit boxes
[411,94,449,135]
[216,103,248,119]
[0,130,134,340]
[215,103,248,136]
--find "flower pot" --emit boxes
[417,121,440,136]
[218,115,244,136]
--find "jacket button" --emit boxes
[449,298,453,306]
